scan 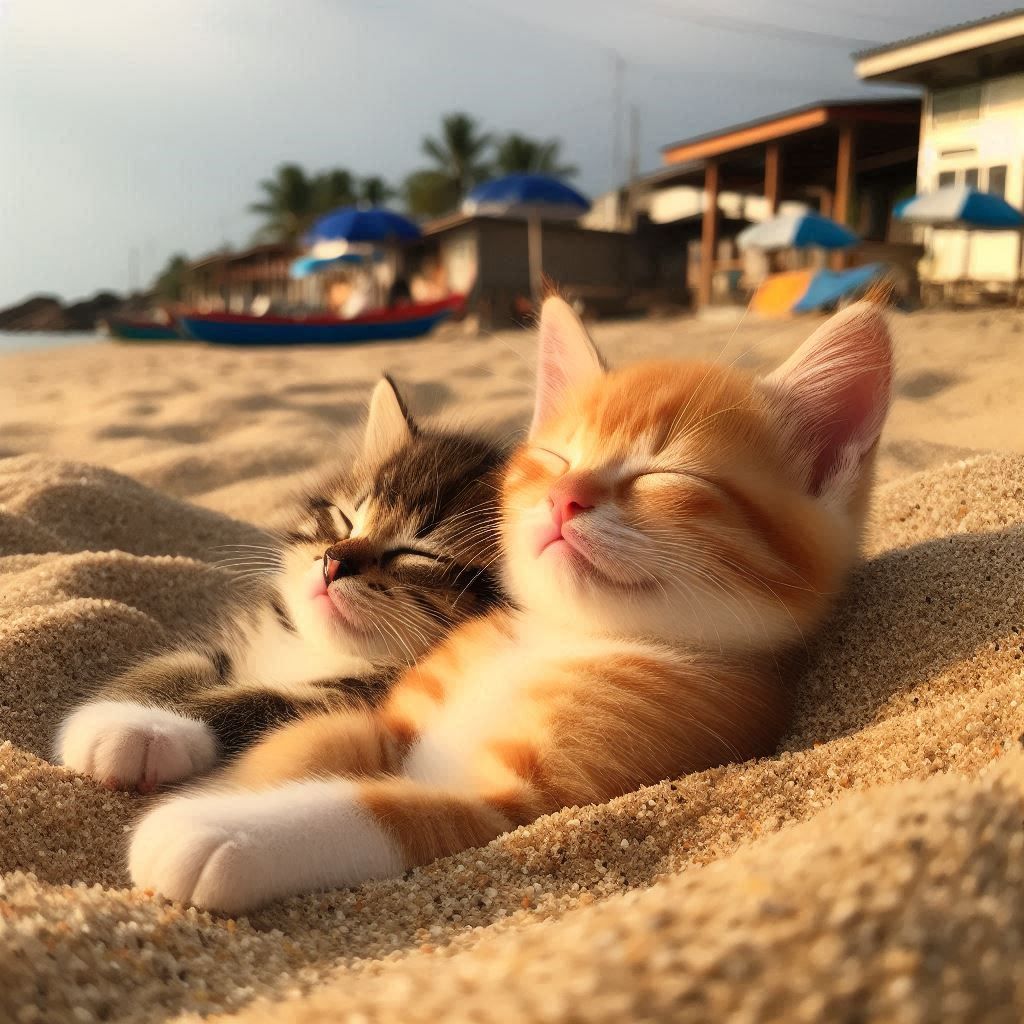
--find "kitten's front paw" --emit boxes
[129,797,256,914]
[129,782,404,914]
[56,700,218,791]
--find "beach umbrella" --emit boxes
[896,186,1024,300]
[463,174,591,301]
[750,263,886,317]
[289,249,384,277]
[737,210,859,252]
[303,207,421,306]
[895,185,1024,228]
[289,252,375,280]
[306,206,421,247]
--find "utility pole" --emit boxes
[129,246,141,294]
[626,104,641,231]
[610,50,625,190]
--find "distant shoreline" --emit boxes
[0,331,101,355]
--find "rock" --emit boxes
[0,295,71,331]
[0,291,126,332]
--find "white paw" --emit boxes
[129,781,404,915]
[56,700,218,791]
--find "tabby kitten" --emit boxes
[129,298,892,913]
[56,377,508,791]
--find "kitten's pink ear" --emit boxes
[363,374,416,463]
[530,296,605,437]
[762,302,893,500]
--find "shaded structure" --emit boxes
[183,243,305,312]
[414,213,689,330]
[651,98,923,308]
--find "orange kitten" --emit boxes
[129,298,892,913]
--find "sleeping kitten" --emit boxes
[128,298,892,913]
[56,376,508,791]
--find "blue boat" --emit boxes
[178,296,463,346]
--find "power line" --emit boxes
[614,0,884,48]
[635,61,846,94]
[769,0,927,31]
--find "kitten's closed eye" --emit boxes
[310,499,353,540]
[531,447,570,472]
[381,547,449,570]
[632,469,716,490]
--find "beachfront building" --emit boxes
[856,10,1024,295]
[182,243,307,313]
[647,98,923,310]
[182,242,368,315]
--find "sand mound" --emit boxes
[2,447,1024,1022]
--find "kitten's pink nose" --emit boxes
[323,547,356,586]
[548,479,598,528]
[323,555,344,586]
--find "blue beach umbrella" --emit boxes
[895,185,1024,228]
[896,185,1024,293]
[463,174,591,300]
[306,206,422,246]
[289,252,374,280]
[464,174,591,219]
[302,207,420,306]
[737,210,859,252]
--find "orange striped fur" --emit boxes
[130,298,893,913]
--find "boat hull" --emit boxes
[106,319,181,341]
[178,297,462,346]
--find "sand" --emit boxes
[2,308,1024,1023]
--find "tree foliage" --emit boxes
[494,134,578,178]
[152,253,192,301]
[246,117,579,234]
[249,164,397,242]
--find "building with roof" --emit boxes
[648,97,923,309]
[414,212,690,329]
[183,243,307,312]
[856,9,1024,293]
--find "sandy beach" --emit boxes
[3,307,1022,526]
[5,307,1024,1022]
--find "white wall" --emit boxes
[917,72,1024,283]
[440,229,479,296]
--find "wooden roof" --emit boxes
[661,98,920,165]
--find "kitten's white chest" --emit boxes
[233,606,371,692]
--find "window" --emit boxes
[988,165,1008,198]
[932,85,983,125]
[938,170,956,189]
[964,168,980,189]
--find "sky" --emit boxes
[0,0,1013,307]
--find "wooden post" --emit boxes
[832,122,856,269]
[764,143,782,214]
[527,214,544,305]
[698,159,720,310]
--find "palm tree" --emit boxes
[420,112,493,208]
[494,134,578,178]
[249,163,320,243]
[359,176,396,207]
[403,169,459,218]
[250,165,364,242]
[313,169,357,213]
